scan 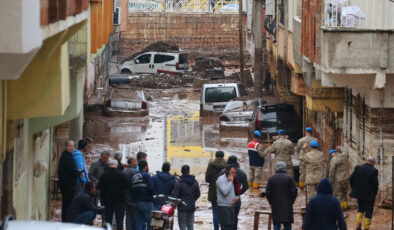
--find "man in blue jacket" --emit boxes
[152,162,176,210]
[73,139,89,194]
[174,165,200,230]
[303,178,347,230]
[132,160,154,230]
[68,181,104,225]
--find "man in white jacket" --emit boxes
[216,165,239,230]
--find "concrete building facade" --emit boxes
[0,0,115,220]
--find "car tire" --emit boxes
[121,69,132,74]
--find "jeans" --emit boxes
[104,203,125,230]
[178,211,194,230]
[134,201,153,230]
[71,211,95,225]
[59,185,75,222]
[125,203,136,230]
[273,223,291,230]
[211,202,219,230]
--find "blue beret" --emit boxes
[310,140,319,148]
[278,129,285,135]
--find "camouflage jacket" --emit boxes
[300,149,326,184]
[329,152,349,183]
[265,137,294,167]
[295,135,318,156]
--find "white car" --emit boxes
[103,88,149,116]
[200,83,247,116]
[0,217,111,230]
[219,98,264,131]
[120,52,188,74]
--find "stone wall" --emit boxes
[120,12,244,60]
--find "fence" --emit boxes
[324,0,394,29]
[128,0,239,12]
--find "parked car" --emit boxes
[0,215,111,230]
[102,88,149,116]
[200,83,247,117]
[248,104,302,143]
[219,98,264,132]
[120,52,188,74]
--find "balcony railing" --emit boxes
[324,0,394,29]
[128,0,239,12]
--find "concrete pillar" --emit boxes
[69,111,83,141]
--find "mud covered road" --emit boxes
[52,87,391,229]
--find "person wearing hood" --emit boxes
[73,139,89,195]
[174,165,201,230]
[266,161,298,230]
[152,162,176,210]
[205,151,227,230]
[303,178,347,230]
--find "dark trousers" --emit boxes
[235,206,240,229]
[71,211,95,225]
[105,203,125,230]
[60,185,75,222]
[357,199,375,219]
[125,203,136,230]
[211,202,219,230]
[217,206,235,230]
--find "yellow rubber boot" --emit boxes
[299,181,304,188]
[342,201,348,210]
[252,182,260,189]
[356,212,363,230]
[364,218,372,230]
[248,182,253,187]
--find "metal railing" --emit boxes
[128,0,239,12]
[324,0,394,29]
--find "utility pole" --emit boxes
[253,0,263,97]
[239,0,244,85]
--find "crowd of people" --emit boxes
[57,125,379,230]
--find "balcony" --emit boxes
[319,0,394,77]
[323,0,394,29]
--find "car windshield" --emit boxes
[205,87,237,103]
[259,107,298,128]
[224,100,259,112]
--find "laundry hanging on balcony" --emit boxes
[341,5,365,27]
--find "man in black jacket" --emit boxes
[174,165,201,230]
[349,156,379,230]
[58,140,81,222]
[125,156,139,230]
[266,161,297,230]
[68,182,104,225]
[98,159,129,230]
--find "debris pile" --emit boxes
[129,73,194,88]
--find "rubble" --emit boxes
[128,73,194,88]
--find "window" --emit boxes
[135,54,151,64]
[154,54,175,63]
[205,87,237,103]
[279,0,285,25]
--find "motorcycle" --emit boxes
[151,194,187,230]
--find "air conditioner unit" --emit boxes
[114,7,121,25]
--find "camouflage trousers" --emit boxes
[299,162,305,182]
[334,180,348,203]
[306,183,318,201]
[249,166,263,183]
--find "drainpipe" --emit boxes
[379,89,385,201]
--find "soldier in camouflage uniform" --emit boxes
[299,140,326,201]
[265,130,294,176]
[248,130,265,189]
[295,127,317,188]
[329,148,349,210]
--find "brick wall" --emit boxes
[120,13,245,59]
[301,0,323,64]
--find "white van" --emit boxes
[120,52,188,74]
[200,83,247,116]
